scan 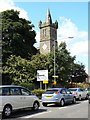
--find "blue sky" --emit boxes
[0,0,88,74]
[15,2,88,30]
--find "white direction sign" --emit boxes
[37,70,48,81]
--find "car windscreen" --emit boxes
[87,88,90,91]
[44,90,59,94]
[69,89,77,91]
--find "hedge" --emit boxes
[32,89,46,99]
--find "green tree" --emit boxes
[2,42,87,86]
[3,55,34,84]
[70,63,87,83]
[30,54,48,80]
[2,54,48,85]
[47,42,76,84]
[1,9,37,64]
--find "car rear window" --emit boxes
[69,89,77,91]
[44,89,59,94]
[0,88,9,95]
[87,88,90,90]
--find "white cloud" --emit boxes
[0,0,29,20]
[35,30,40,43]
[77,31,88,40]
[58,17,78,39]
[34,30,40,47]
[71,40,88,73]
[57,16,88,56]
[71,41,88,57]
[57,16,88,43]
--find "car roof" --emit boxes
[0,85,24,88]
[86,87,90,89]
[47,88,65,90]
[69,88,80,89]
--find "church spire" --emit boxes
[46,8,52,24]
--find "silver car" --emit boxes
[89,95,90,104]
[42,88,76,107]
[0,85,40,117]
[69,88,87,100]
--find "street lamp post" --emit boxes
[53,37,74,85]
[54,39,56,82]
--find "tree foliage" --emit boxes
[2,42,87,85]
[2,54,48,85]
[3,55,33,84]
[1,9,37,64]
[71,63,87,83]
[47,42,76,83]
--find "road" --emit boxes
[3,100,89,119]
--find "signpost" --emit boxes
[53,80,56,85]
[43,80,48,84]
[52,75,58,86]
[52,75,58,78]
[37,70,48,89]
[43,80,48,90]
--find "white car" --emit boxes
[69,88,88,100]
[0,85,40,117]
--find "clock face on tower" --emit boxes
[42,44,47,50]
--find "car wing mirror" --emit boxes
[29,92,34,95]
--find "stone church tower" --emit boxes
[39,9,58,55]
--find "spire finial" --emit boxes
[46,8,52,24]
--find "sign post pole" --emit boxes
[45,84,46,90]
[40,81,42,89]
[43,80,48,89]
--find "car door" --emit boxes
[80,88,86,98]
[66,89,73,102]
[20,88,35,108]
[9,87,23,109]
[60,89,69,103]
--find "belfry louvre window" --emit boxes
[43,29,46,37]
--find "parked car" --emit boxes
[89,95,90,104]
[0,85,40,117]
[85,87,90,96]
[42,88,76,107]
[69,88,88,100]
[85,87,90,103]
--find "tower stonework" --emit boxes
[39,9,58,55]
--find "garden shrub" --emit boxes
[32,89,46,99]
